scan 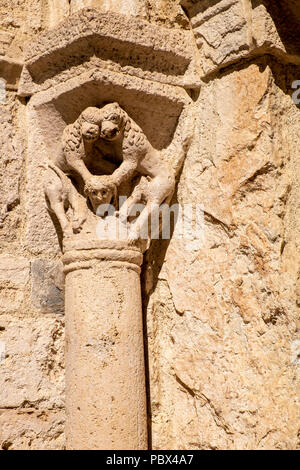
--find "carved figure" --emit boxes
[45,102,176,243]
[44,163,118,236]
[95,102,176,242]
[84,175,118,214]
[44,162,87,237]
[55,106,115,192]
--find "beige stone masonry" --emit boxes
[0,57,23,90]
[181,0,300,76]
[18,8,200,96]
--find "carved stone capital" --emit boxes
[62,239,143,275]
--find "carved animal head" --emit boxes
[80,107,102,142]
[99,103,127,141]
[84,176,118,214]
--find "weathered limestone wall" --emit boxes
[146,58,300,449]
[0,3,65,448]
[144,1,300,450]
[0,0,299,450]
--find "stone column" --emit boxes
[63,239,148,450]
[42,100,183,449]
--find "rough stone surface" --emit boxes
[65,0,189,29]
[0,255,30,313]
[0,95,23,248]
[0,0,299,451]
[0,315,64,409]
[0,409,64,450]
[144,58,300,450]
[182,0,300,77]
[18,8,199,96]
[30,260,64,314]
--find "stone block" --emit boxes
[19,7,200,96]
[0,106,23,244]
[0,409,65,450]
[30,260,64,315]
[0,30,14,56]
[0,255,30,313]
[182,0,300,77]
[0,315,64,409]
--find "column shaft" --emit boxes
[63,242,147,450]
